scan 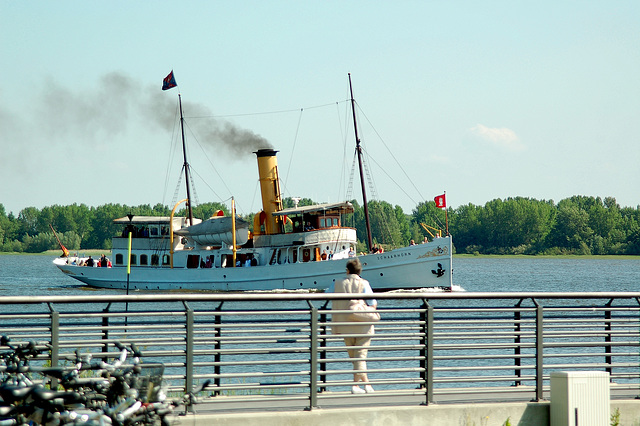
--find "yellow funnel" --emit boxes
[255,149,284,235]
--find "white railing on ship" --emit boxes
[0,292,639,411]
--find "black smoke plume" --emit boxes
[36,72,272,155]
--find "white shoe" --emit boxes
[351,385,366,394]
[364,385,375,393]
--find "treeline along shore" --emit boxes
[1,195,639,256]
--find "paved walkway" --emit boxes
[165,385,640,425]
[181,383,639,414]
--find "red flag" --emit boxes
[162,71,177,91]
[434,194,446,208]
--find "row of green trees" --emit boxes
[1,195,639,255]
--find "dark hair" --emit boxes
[346,257,362,275]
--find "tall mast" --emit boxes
[178,94,194,225]
[348,73,373,252]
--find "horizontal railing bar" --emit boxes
[0,327,52,333]
[432,387,536,395]
[432,318,534,323]
[433,365,537,372]
[434,354,535,360]
[536,352,638,359]
[544,341,640,348]
[212,321,313,327]
[539,363,628,369]
[57,311,187,318]
[434,376,536,383]
[4,291,640,304]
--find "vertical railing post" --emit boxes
[421,299,434,405]
[635,297,640,398]
[605,299,613,378]
[47,303,60,389]
[183,301,194,398]
[514,299,523,386]
[213,302,223,396]
[419,301,426,389]
[102,303,111,360]
[318,301,329,392]
[532,299,544,401]
[307,301,319,410]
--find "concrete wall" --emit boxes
[169,400,640,426]
[170,402,548,426]
[612,401,640,426]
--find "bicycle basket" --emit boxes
[132,363,164,403]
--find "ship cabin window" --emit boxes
[307,219,317,231]
[187,255,200,269]
[151,254,160,266]
[122,225,135,238]
[302,248,311,262]
[140,254,148,266]
[115,254,123,265]
[130,254,137,266]
[319,216,340,228]
[298,216,316,232]
[150,226,159,237]
[122,225,151,238]
[162,255,170,265]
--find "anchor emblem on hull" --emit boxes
[432,263,445,278]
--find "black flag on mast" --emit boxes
[162,71,177,91]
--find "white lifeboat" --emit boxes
[174,216,250,246]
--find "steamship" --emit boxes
[53,78,453,292]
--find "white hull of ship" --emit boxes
[54,237,453,292]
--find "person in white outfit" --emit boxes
[330,257,377,394]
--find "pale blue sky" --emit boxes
[2,1,639,216]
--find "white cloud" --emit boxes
[470,124,525,151]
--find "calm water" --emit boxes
[453,256,640,292]
[0,254,639,296]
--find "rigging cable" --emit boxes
[181,119,232,200]
[337,100,350,203]
[282,108,304,199]
[359,150,417,207]
[162,99,181,207]
[356,103,426,203]
[194,102,339,119]
[345,151,357,202]
[345,100,379,202]
[361,146,378,200]
[171,172,184,209]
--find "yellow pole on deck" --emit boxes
[125,230,132,329]
[127,231,132,277]
[231,197,237,267]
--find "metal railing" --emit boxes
[0,292,639,411]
